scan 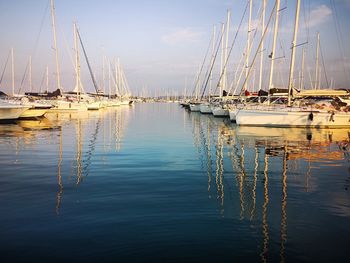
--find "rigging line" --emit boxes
[319,41,330,89]
[38,68,47,93]
[76,27,101,99]
[301,0,310,43]
[191,27,216,98]
[0,50,11,87]
[330,0,346,54]
[210,0,250,97]
[17,59,30,95]
[228,0,265,95]
[199,24,226,99]
[329,0,349,83]
[199,26,225,99]
[238,0,278,96]
[109,60,120,96]
[58,22,76,73]
[31,0,50,60]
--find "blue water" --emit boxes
[0,103,350,262]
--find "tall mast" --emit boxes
[209,25,216,100]
[315,32,320,90]
[74,23,81,101]
[245,0,252,92]
[50,0,61,92]
[223,9,231,94]
[11,47,14,96]
[300,47,305,90]
[108,60,111,98]
[115,59,118,96]
[117,58,121,97]
[268,0,281,94]
[259,0,266,91]
[287,0,301,106]
[29,55,32,92]
[102,55,106,95]
[219,23,225,98]
[46,66,49,93]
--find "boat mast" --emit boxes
[46,66,49,93]
[287,0,301,106]
[315,32,320,90]
[223,9,231,95]
[108,59,111,98]
[115,59,119,96]
[50,0,61,92]
[219,23,225,98]
[117,58,121,97]
[300,47,305,90]
[259,0,266,92]
[244,0,252,93]
[268,0,281,96]
[102,55,106,95]
[74,23,82,102]
[209,25,216,101]
[29,55,32,92]
[11,47,14,96]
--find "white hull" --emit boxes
[199,104,212,114]
[120,100,132,105]
[48,101,88,112]
[0,106,29,120]
[87,101,102,110]
[189,104,200,112]
[212,106,229,117]
[106,99,121,107]
[236,108,350,128]
[229,108,239,122]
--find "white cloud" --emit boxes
[161,28,203,45]
[308,4,332,28]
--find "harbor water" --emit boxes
[0,103,350,262]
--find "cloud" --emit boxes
[308,4,332,28]
[161,28,203,45]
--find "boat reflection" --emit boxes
[191,114,350,262]
[1,107,131,215]
[229,125,349,262]
[53,107,131,214]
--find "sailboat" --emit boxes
[2,48,53,118]
[235,0,350,128]
[0,99,30,120]
[211,12,231,117]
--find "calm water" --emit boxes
[0,103,350,262]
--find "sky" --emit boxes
[0,0,350,96]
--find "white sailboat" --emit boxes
[211,13,230,117]
[5,48,53,118]
[236,0,350,128]
[0,99,30,120]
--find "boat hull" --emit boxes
[189,104,200,112]
[0,107,29,120]
[87,101,102,110]
[48,101,88,112]
[229,108,239,122]
[212,106,229,117]
[199,104,212,114]
[236,108,350,128]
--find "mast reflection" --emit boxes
[209,123,350,262]
[49,107,131,214]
